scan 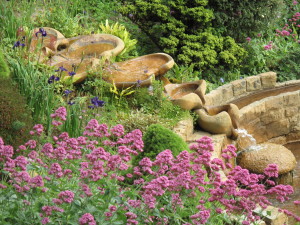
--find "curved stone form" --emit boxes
[164,80,206,110]
[102,53,174,88]
[195,108,233,137]
[29,27,69,62]
[64,34,125,59]
[238,143,296,175]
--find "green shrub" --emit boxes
[274,48,300,81]
[208,0,286,42]
[132,124,188,166]
[119,0,247,72]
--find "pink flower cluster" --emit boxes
[51,107,67,126]
[79,213,96,225]
[0,106,298,224]
[264,41,273,50]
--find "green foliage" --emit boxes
[0,50,10,78]
[99,20,138,60]
[119,0,247,72]
[274,48,300,81]
[0,75,33,148]
[132,124,188,166]
[32,5,89,37]
[208,0,286,42]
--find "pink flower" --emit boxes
[264,44,272,50]
[293,0,298,5]
[51,107,67,121]
[58,190,75,203]
[41,217,50,224]
[264,164,279,178]
[30,175,44,187]
[246,37,251,42]
[79,213,96,225]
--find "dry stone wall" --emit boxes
[205,72,277,106]
[204,72,300,144]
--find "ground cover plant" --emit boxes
[1,0,300,224]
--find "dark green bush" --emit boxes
[273,48,300,81]
[119,0,247,72]
[132,124,188,166]
[208,0,286,42]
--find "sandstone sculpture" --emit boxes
[238,143,296,175]
[102,53,174,88]
[164,80,206,110]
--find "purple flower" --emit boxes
[48,75,59,84]
[55,66,68,72]
[89,97,105,108]
[220,77,225,83]
[68,71,76,76]
[68,101,75,105]
[64,89,72,96]
[12,41,25,49]
[13,41,21,48]
[35,28,47,37]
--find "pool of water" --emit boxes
[273,141,300,224]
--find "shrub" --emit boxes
[208,0,286,42]
[98,19,138,61]
[119,0,247,72]
[132,124,188,166]
[274,48,300,81]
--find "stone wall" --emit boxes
[205,72,277,106]
[240,89,300,144]
[203,72,300,144]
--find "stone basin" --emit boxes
[102,53,174,88]
[164,80,206,110]
[63,34,124,59]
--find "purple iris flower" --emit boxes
[55,66,68,72]
[68,71,76,76]
[64,89,73,96]
[89,97,105,109]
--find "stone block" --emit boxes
[264,95,284,110]
[246,76,262,92]
[254,206,288,225]
[221,83,234,103]
[173,117,194,141]
[260,109,284,125]
[268,136,287,145]
[283,91,300,106]
[266,119,290,139]
[285,106,298,117]
[231,79,247,97]
[259,71,277,89]
[286,131,300,142]
[240,101,266,124]
[205,90,220,106]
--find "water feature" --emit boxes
[273,141,300,224]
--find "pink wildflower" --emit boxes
[58,190,75,203]
[79,213,96,225]
[264,164,279,178]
